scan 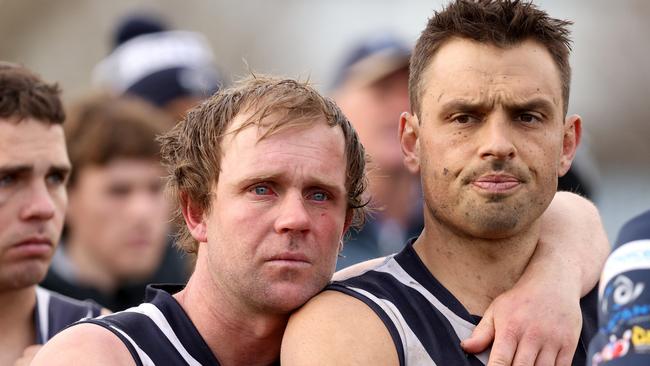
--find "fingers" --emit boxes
[462,305,495,354]
[531,346,555,366]
[486,324,518,366]
[511,337,541,366]
[553,346,573,366]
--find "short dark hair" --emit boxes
[410,0,573,117]
[0,62,65,124]
[159,75,369,253]
[65,93,173,187]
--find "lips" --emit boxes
[267,252,310,263]
[265,252,312,269]
[472,174,521,193]
[8,237,53,257]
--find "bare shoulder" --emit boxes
[281,290,398,366]
[32,323,135,366]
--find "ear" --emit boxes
[180,193,208,243]
[558,114,582,177]
[399,112,421,174]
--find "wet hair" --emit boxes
[159,75,369,253]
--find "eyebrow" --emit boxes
[0,164,71,176]
[0,165,32,176]
[439,97,556,116]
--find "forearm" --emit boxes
[533,191,609,296]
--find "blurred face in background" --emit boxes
[335,68,410,176]
[335,67,418,223]
[66,158,169,281]
[0,119,69,291]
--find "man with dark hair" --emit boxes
[40,94,187,311]
[0,63,101,365]
[283,1,604,365]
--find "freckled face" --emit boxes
[202,115,350,314]
[411,38,578,238]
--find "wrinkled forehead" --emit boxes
[0,119,69,173]
[420,38,563,109]
[224,108,337,145]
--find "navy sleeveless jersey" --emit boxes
[588,210,650,366]
[329,240,598,366]
[34,286,102,344]
[78,284,221,366]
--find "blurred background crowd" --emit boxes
[1,0,648,310]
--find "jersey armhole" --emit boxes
[79,319,144,366]
[328,284,406,366]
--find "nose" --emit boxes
[126,190,160,222]
[477,116,516,161]
[274,192,311,234]
[20,182,56,221]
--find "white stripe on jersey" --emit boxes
[349,286,436,366]
[35,286,51,343]
[121,303,202,366]
[110,325,156,366]
[375,259,490,364]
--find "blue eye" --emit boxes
[311,192,329,202]
[254,186,271,195]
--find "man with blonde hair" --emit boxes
[37,74,606,365]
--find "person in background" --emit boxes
[40,94,187,311]
[589,209,650,366]
[93,13,223,121]
[0,62,102,366]
[331,35,422,269]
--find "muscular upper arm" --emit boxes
[281,290,399,366]
[31,323,135,366]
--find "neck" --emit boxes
[174,251,286,366]
[65,235,118,293]
[0,286,37,365]
[415,212,541,316]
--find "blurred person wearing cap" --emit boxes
[331,35,423,269]
[588,210,650,366]
[93,13,222,121]
[0,63,102,366]
[39,94,187,311]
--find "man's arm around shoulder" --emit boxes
[31,323,135,366]
[282,290,399,366]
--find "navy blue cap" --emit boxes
[125,66,221,107]
[113,13,168,49]
[331,34,411,90]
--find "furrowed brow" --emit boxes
[505,98,556,115]
[0,165,32,176]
